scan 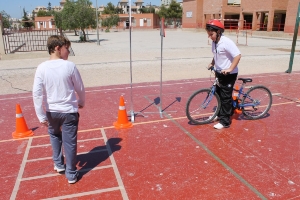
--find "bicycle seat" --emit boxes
[238,78,252,83]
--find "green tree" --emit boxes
[103,2,117,14]
[47,2,52,11]
[157,5,168,19]
[157,1,182,26]
[59,0,77,35]
[57,0,96,41]
[139,6,155,14]
[0,10,11,28]
[101,14,119,32]
[22,8,34,28]
[53,11,63,35]
[73,0,96,41]
[32,11,35,21]
[167,0,182,19]
[37,10,52,17]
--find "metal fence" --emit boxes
[2,29,74,56]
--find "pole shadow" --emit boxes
[138,96,181,115]
[76,137,122,179]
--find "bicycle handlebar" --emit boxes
[209,67,229,75]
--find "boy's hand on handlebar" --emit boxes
[221,69,231,75]
[207,64,213,70]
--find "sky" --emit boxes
[0,0,160,19]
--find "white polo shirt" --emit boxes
[212,35,240,74]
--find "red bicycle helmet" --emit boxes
[206,19,224,33]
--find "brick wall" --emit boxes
[182,0,203,28]
[182,0,298,34]
[285,0,300,34]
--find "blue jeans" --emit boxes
[46,112,79,181]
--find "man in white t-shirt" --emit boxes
[33,35,85,183]
[206,19,241,129]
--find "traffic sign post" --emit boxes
[286,2,300,73]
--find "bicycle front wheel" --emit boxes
[241,85,272,119]
[186,88,221,125]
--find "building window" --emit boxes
[132,19,136,27]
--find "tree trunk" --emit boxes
[74,29,78,36]
[81,28,86,41]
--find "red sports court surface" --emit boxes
[1,71,300,199]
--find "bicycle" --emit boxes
[186,68,272,125]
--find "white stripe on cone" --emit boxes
[16,113,23,118]
[119,106,125,110]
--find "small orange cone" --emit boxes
[12,104,34,139]
[232,85,239,101]
[113,96,133,129]
[232,85,242,118]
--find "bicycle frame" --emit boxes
[202,79,217,109]
[234,83,261,109]
[209,69,261,109]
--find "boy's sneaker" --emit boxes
[54,165,65,173]
[213,123,229,129]
[68,173,79,184]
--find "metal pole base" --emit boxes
[127,110,148,123]
[144,107,177,119]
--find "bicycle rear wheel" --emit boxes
[186,88,221,124]
[241,85,272,119]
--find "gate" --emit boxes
[2,29,75,56]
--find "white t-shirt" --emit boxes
[33,59,85,122]
[212,35,240,74]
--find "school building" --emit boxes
[101,13,160,29]
[34,17,56,30]
[182,0,300,35]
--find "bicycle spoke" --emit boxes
[186,89,220,124]
[242,86,272,119]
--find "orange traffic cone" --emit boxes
[12,104,34,139]
[113,96,133,129]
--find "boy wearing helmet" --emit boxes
[206,19,241,129]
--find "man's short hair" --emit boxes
[47,35,71,55]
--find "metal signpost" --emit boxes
[96,0,100,45]
[286,2,300,73]
[128,0,147,122]
[144,18,177,118]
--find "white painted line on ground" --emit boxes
[0,80,206,100]
[0,96,32,101]
[42,187,121,200]
[10,138,32,200]
[101,128,129,200]
[85,80,207,93]
[26,149,108,162]
[30,137,104,148]
[21,165,113,182]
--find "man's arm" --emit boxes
[32,68,48,124]
[222,54,241,74]
[72,66,85,108]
